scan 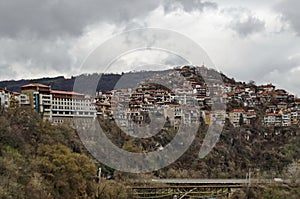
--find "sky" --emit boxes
[0,0,300,95]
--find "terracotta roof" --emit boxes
[275,89,287,95]
[232,109,244,113]
[282,110,291,114]
[265,113,281,117]
[142,104,153,106]
[51,90,84,96]
[260,84,275,88]
[168,104,180,107]
[21,83,50,88]
[227,91,235,96]
[95,102,110,106]
[278,101,287,105]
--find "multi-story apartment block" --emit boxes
[259,84,275,92]
[21,83,53,120]
[51,90,96,123]
[281,111,291,127]
[20,83,96,123]
[277,101,288,110]
[291,111,298,125]
[229,109,245,127]
[264,113,282,127]
[17,93,30,106]
[1,88,31,109]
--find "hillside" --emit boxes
[0,68,234,93]
[0,67,299,198]
[1,106,299,198]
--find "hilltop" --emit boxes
[0,67,235,93]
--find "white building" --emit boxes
[20,83,96,123]
[0,88,10,110]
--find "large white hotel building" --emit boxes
[20,83,96,123]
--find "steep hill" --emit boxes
[0,67,233,93]
[0,66,299,198]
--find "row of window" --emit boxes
[52,111,95,115]
[52,102,93,106]
[53,98,90,102]
[52,106,95,110]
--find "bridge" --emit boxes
[127,178,291,198]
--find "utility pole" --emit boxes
[246,168,251,199]
[248,168,251,188]
[98,168,102,183]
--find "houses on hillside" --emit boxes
[1,66,300,128]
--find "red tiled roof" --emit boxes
[21,83,50,88]
[95,102,110,106]
[51,90,84,96]
[278,101,287,105]
[227,91,235,96]
[168,104,180,108]
[275,89,287,95]
[232,109,244,113]
[265,113,281,117]
[142,104,153,106]
[260,84,275,88]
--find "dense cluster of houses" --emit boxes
[94,83,202,130]
[94,66,300,128]
[1,66,299,128]
[224,82,300,127]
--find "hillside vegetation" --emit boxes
[0,107,99,198]
[1,75,300,199]
[0,107,299,198]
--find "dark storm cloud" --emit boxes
[0,0,159,38]
[0,0,219,80]
[0,37,75,78]
[0,0,217,39]
[275,0,300,36]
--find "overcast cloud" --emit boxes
[275,0,300,36]
[0,0,300,95]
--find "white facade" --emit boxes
[19,83,96,123]
[50,91,97,124]
[0,89,9,109]
[19,94,30,105]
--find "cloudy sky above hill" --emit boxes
[0,0,299,95]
